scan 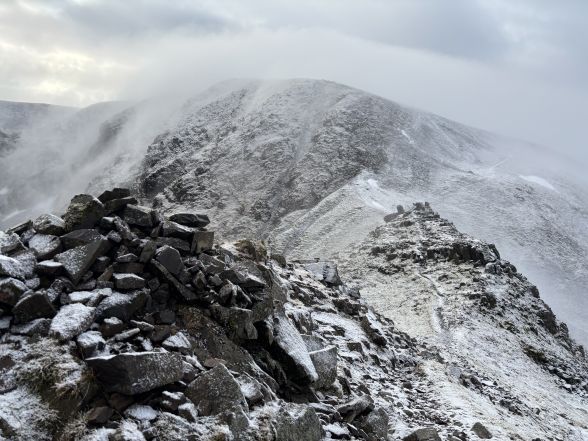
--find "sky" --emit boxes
[0,0,586,163]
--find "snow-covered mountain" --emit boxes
[1,79,587,438]
[2,79,584,345]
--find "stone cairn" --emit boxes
[0,188,418,440]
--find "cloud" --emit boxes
[0,0,586,164]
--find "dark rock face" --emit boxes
[123,204,156,228]
[471,422,493,439]
[191,231,214,254]
[86,351,183,394]
[273,404,323,441]
[60,229,103,249]
[185,364,248,416]
[0,277,27,306]
[62,194,105,232]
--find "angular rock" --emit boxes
[210,305,258,340]
[337,394,374,422]
[11,318,51,336]
[162,332,192,354]
[123,205,156,228]
[403,428,442,441]
[55,239,110,284]
[86,351,183,394]
[49,303,96,341]
[62,194,105,231]
[12,292,56,324]
[309,345,338,389]
[113,273,145,290]
[0,277,27,306]
[33,213,65,235]
[168,212,210,228]
[177,402,198,422]
[271,313,319,384]
[0,255,25,280]
[191,231,214,254]
[472,422,493,439]
[150,260,196,301]
[95,290,147,321]
[28,234,62,260]
[97,187,131,203]
[77,330,106,357]
[100,316,127,337]
[65,288,110,307]
[139,240,157,263]
[155,245,184,276]
[161,220,193,240]
[185,364,248,416]
[36,260,64,276]
[302,261,342,285]
[12,250,37,278]
[6,219,32,235]
[0,231,21,254]
[60,229,103,249]
[104,197,138,215]
[358,406,389,440]
[274,403,323,441]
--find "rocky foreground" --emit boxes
[0,188,431,441]
[0,189,586,440]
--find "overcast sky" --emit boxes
[0,0,586,162]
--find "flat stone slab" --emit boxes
[86,351,183,394]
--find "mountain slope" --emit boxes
[0,79,586,348]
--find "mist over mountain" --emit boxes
[1,79,586,347]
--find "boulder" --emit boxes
[0,277,27,306]
[210,305,258,340]
[11,318,51,336]
[155,245,184,276]
[28,234,62,260]
[403,428,442,441]
[150,260,196,301]
[168,212,210,228]
[271,313,319,384]
[357,406,389,440]
[33,213,65,235]
[95,290,147,321]
[77,330,106,357]
[100,316,127,337]
[302,261,342,285]
[49,303,96,341]
[191,231,214,254]
[12,292,56,324]
[123,205,156,228]
[36,260,63,276]
[0,231,21,254]
[139,240,157,263]
[308,345,338,388]
[185,364,248,416]
[337,394,374,422]
[113,273,145,290]
[97,187,131,203]
[273,403,323,441]
[55,239,111,284]
[104,197,138,215]
[161,220,193,240]
[0,255,25,280]
[62,194,105,231]
[60,229,103,249]
[162,332,192,354]
[86,351,183,394]
[472,422,493,439]
[155,237,191,254]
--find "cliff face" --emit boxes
[0,189,586,440]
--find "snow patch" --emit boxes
[520,175,556,191]
[400,129,414,144]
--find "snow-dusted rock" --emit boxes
[28,234,61,260]
[32,213,65,236]
[50,303,96,341]
[185,364,248,416]
[55,239,110,284]
[0,255,25,280]
[13,292,55,323]
[86,351,183,394]
[62,194,105,232]
[0,277,27,306]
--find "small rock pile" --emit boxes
[0,188,422,440]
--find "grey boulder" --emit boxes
[33,213,65,235]
[28,234,62,260]
[49,303,96,341]
[55,239,110,284]
[168,212,210,228]
[62,194,105,231]
[86,351,183,394]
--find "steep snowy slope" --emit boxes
[0,79,586,347]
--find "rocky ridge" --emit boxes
[0,187,467,440]
[339,203,588,440]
